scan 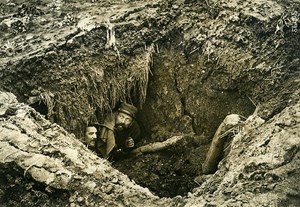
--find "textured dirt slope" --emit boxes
[0,0,157,63]
[0,0,300,206]
[187,90,300,206]
[1,88,299,206]
[0,0,161,137]
[1,0,299,138]
[0,91,175,207]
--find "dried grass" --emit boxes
[52,44,154,138]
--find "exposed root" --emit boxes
[131,133,194,155]
[24,162,39,177]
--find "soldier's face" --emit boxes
[85,126,97,147]
[115,112,133,130]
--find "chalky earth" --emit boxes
[0,0,299,206]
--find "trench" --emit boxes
[111,41,256,197]
[0,0,299,204]
[3,14,296,200]
[4,31,297,199]
[20,36,256,198]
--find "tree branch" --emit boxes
[131,133,194,156]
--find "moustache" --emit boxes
[115,124,125,131]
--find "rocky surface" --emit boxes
[0,0,299,138]
[0,0,300,206]
[0,92,172,207]
[0,88,299,206]
[188,93,300,206]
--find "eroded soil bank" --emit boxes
[0,0,300,205]
[1,88,299,206]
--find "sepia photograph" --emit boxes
[0,0,299,206]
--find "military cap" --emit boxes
[118,102,138,118]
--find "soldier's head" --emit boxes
[85,124,98,147]
[115,103,137,131]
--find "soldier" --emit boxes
[83,123,99,151]
[96,102,141,162]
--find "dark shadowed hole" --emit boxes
[30,101,48,117]
[110,46,256,197]
[113,93,254,198]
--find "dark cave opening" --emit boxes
[113,134,209,198]
[29,101,48,117]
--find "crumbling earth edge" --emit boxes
[0,89,299,206]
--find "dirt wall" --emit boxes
[1,0,299,142]
[140,46,255,141]
[0,91,172,207]
[1,87,299,206]
[0,0,300,204]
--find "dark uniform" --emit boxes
[109,118,140,161]
[96,103,141,162]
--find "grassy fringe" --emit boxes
[52,45,154,138]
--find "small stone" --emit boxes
[172,5,179,9]
[77,197,84,202]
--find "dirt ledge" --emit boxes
[1,89,299,206]
[0,91,173,207]
[0,0,300,205]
